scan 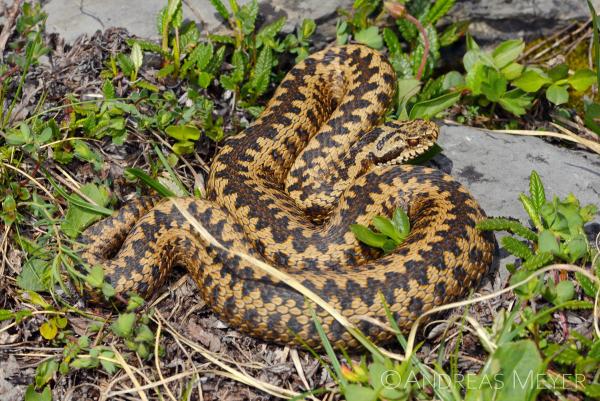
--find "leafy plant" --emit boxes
[351,208,411,253]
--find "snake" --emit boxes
[79,44,495,349]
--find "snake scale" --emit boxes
[80,45,495,348]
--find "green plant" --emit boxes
[584,0,600,137]
[461,36,596,117]
[478,171,597,273]
[351,208,410,253]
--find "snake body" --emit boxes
[80,45,495,348]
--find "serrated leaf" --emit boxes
[130,43,143,73]
[355,26,383,49]
[425,0,455,24]
[476,217,537,241]
[209,0,229,20]
[521,251,553,270]
[576,271,598,298]
[17,259,49,292]
[528,171,546,212]
[519,193,543,230]
[383,27,401,55]
[246,46,273,96]
[501,236,533,259]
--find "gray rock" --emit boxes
[435,125,599,274]
[450,0,600,42]
[43,0,353,44]
[42,0,600,45]
[436,125,599,223]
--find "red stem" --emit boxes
[385,2,430,81]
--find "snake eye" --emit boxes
[407,138,420,147]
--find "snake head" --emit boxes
[369,120,439,166]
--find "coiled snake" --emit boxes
[80,45,495,348]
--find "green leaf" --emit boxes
[565,234,588,262]
[350,224,389,249]
[498,89,533,116]
[165,125,201,141]
[519,193,543,230]
[501,62,523,80]
[589,340,600,360]
[548,63,569,81]
[546,84,569,105]
[372,216,402,243]
[61,183,111,238]
[568,68,596,91]
[392,208,410,235]
[584,102,600,135]
[528,171,546,212]
[40,319,58,340]
[476,217,537,241]
[130,43,143,73]
[512,69,551,92]
[246,46,273,96]
[466,340,543,401]
[344,384,377,401]
[208,0,229,20]
[35,359,58,388]
[17,259,50,292]
[425,0,456,24]
[409,91,461,119]
[25,385,52,401]
[300,19,316,40]
[125,168,175,198]
[538,230,559,255]
[256,16,286,48]
[383,27,401,55]
[86,265,105,288]
[442,71,465,90]
[521,251,553,270]
[354,26,383,49]
[111,313,136,338]
[492,39,524,69]
[585,383,600,398]
[554,280,575,304]
[500,236,533,260]
[237,0,259,35]
[100,350,118,374]
[577,270,599,298]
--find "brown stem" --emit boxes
[384,1,430,81]
[0,64,18,83]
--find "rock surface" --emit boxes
[43,0,600,44]
[434,124,599,276]
[451,0,600,42]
